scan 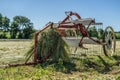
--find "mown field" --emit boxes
[0,40,120,80]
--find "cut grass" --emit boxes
[0,40,120,80]
[0,55,120,80]
[0,41,32,65]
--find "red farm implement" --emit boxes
[9,11,116,67]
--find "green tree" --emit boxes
[10,21,19,39]
[0,13,2,31]
[88,26,98,37]
[2,16,10,32]
[2,16,10,38]
[13,16,34,39]
[98,28,104,39]
[115,32,120,39]
[0,14,10,38]
[0,13,2,29]
[23,23,34,39]
[0,13,3,38]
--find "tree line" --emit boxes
[88,26,120,39]
[66,26,120,39]
[1,13,120,39]
[0,13,36,39]
[87,26,120,39]
[65,26,104,38]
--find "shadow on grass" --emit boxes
[112,55,120,61]
[55,61,77,73]
[97,56,111,73]
[40,60,77,74]
[112,55,120,66]
[71,56,111,73]
[36,55,120,74]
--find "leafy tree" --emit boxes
[98,28,104,39]
[0,14,35,39]
[2,16,10,32]
[13,16,34,39]
[10,21,19,39]
[23,23,34,39]
[0,14,10,38]
[0,13,3,38]
[13,16,30,29]
[0,13,2,29]
[88,26,98,37]
[2,16,10,38]
[115,32,120,39]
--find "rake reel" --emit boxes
[8,11,116,67]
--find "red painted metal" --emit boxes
[9,54,50,67]
[31,11,91,64]
[25,49,34,64]
[60,11,81,24]
[57,12,101,48]
[8,22,53,67]
[33,22,53,63]
[7,11,103,67]
[58,29,67,37]
[34,11,98,65]
[34,33,38,63]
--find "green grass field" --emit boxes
[0,40,120,80]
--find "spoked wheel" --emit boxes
[103,26,116,56]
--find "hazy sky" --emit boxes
[0,0,120,31]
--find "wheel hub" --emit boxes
[106,38,112,49]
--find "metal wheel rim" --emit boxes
[103,26,116,56]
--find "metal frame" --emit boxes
[32,11,104,64]
[8,11,115,67]
[58,11,103,47]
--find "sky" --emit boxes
[0,0,120,31]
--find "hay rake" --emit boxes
[8,11,116,67]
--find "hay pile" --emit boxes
[26,28,70,62]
